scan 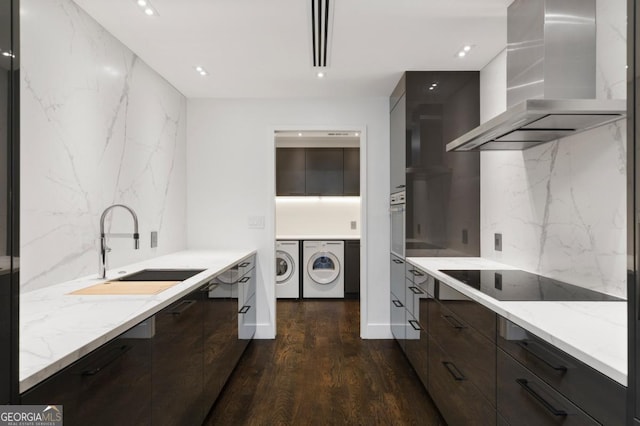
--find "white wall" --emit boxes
[480,0,627,298]
[20,0,187,292]
[276,197,361,237]
[187,98,390,338]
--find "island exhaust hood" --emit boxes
[446,0,625,152]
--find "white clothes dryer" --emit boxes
[302,240,344,298]
[276,240,300,299]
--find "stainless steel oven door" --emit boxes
[390,203,405,258]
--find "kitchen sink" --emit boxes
[117,269,206,282]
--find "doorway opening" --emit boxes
[272,128,366,336]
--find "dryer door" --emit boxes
[276,251,295,283]
[307,252,340,284]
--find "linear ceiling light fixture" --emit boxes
[311,0,332,68]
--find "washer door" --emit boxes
[307,252,340,285]
[276,251,295,283]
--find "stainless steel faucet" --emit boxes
[99,204,140,279]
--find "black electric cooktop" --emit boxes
[439,270,624,302]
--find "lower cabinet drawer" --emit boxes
[497,349,599,426]
[498,317,625,425]
[404,311,428,390]
[390,291,406,353]
[429,300,496,405]
[428,335,496,426]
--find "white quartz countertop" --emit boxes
[20,249,256,393]
[407,257,627,386]
[276,235,360,240]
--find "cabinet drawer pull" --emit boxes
[239,262,250,267]
[516,378,568,417]
[239,276,251,283]
[408,320,423,331]
[518,341,568,372]
[442,361,466,381]
[392,300,403,308]
[442,314,467,330]
[408,286,424,295]
[239,305,251,314]
[167,300,196,315]
[392,259,403,264]
[202,282,219,292]
[81,345,131,376]
[409,269,424,277]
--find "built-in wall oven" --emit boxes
[390,191,405,258]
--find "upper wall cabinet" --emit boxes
[390,71,480,257]
[276,147,359,196]
[276,148,306,196]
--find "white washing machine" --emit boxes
[303,240,344,298]
[276,240,300,299]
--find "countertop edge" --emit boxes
[20,249,256,393]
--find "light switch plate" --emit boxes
[494,233,502,251]
[150,231,158,248]
[248,216,265,229]
[350,221,357,230]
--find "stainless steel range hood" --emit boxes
[446,0,626,152]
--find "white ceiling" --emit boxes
[72,0,511,99]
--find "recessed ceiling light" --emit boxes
[195,66,208,76]
[298,132,303,137]
[457,44,473,58]
[355,132,360,137]
[317,71,325,79]
[133,0,158,16]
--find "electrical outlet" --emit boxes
[150,231,158,248]
[462,229,468,244]
[494,233,502,251]
[350,221,357,230]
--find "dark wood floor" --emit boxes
[205,300,443,425]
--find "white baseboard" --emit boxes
[360,323,393,339]
[254,323,276,339]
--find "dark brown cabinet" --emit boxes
[152,287,205,426]
[276,148,306,196]
[305,148,343,195]
[497,317,625,426]
[22,256,257,425]
[22,326,153,426]
[343,148,360,196]
[344,240,360,298]
[276,147,359,196]
[497,349,598,426]
[389,71,480,257]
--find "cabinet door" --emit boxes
[305,148,344,195]
[343,148,360,195]
[152,288,204,426]
[390,291,406,352]
[22,329,152,426]
[202,281,237,414]
[390,255,405,306]
[238,269,256,342]
[390,93,406,193]
[276,148,306,195]
[428,335,496,425]
[344,240,360,297]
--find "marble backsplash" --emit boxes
[20,0,187,292]
[480,0,627,298]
